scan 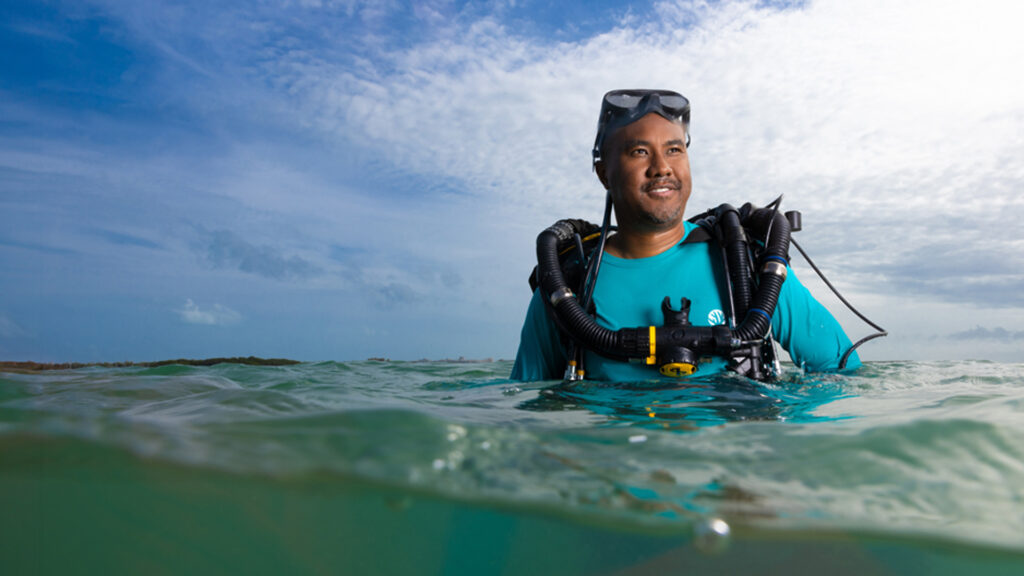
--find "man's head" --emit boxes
[593,90,692,234]
[592,90,690,166]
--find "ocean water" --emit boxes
[3,360,1024,575]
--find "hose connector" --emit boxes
[549,286,574,307]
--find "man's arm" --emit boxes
[772,267,862,372]
[511,289,568,381]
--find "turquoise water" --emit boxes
[3,360,1024,574]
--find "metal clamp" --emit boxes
[762,261,787,280]
[549,287,574,306]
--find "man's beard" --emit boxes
[639,203,684,227]
[639,177,686,227]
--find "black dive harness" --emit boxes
[530,196,887,382]
[532,201,792,382]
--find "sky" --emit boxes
[1,0,1023,363]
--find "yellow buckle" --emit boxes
[645,326,657,365]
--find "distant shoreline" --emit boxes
[0,356,503,372]
[0,356,301,372]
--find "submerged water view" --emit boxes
[3,360,1024,574]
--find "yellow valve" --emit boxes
[659,362,696,377]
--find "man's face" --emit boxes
[596,113,691,233]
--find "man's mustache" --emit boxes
[643,178,682,192]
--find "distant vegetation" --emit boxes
[1,356,507,373]
[0,356,301,372]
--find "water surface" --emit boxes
[3,360,1023,574]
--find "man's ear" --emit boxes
[595,160,609,190]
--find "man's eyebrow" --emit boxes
[621,138,686,149]
[622,139,651,149]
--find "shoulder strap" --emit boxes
[681,226,712,244]
[528,219,712,291]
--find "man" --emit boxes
[512,89,860,381]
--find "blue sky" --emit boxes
[2,0,1023,363]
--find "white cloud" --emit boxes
[276,0,1023,302]
[7,0,1024,361]
[263,0,1020,235]
[177,299,242,326]
[150,0,1024,359]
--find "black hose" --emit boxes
[717,205,752,317]
[789,237,887,370]
[734,205,792,342]
[535,202,794,365]
[536,225,630,357]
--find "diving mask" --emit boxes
[592,89,690,165]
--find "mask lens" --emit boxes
[657,94,688,111]
[604,90,688,114]
[605,92,644,109]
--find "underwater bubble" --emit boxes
[693,517,731,555]
[446,424,467,442]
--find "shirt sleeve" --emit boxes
[510,289,568,381]
[772,267,862,372]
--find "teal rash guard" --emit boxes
[511,221,861,382]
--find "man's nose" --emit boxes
[647,152,672,177]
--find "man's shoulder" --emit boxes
[526,218,605,293]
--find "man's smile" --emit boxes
[644,179,681,196]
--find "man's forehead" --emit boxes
[611,113,687,144]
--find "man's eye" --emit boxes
[629,148,648,157]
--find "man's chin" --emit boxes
[641,208,685,228]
